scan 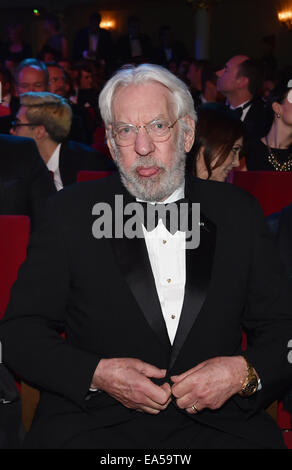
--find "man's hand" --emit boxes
[91,358,172,414]
[171,356,247,414]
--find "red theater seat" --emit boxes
[233,171,292,217]
[92,126,112,158]
[0,215,30,319]
[77,170,114,182]
[277,400,292,448]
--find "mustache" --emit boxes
[130,157,166,171]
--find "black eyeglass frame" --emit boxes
[11,120,41,130]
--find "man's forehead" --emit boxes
[19,66,45,80]
[113,82,173,109]
[48,67,62,75]
[112,84,175,124]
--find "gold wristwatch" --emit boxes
[239,357,259,397]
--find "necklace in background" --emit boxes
[265,138,292,171]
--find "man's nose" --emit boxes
[134,128,155,156]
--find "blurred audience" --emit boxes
[117,15,153,66]
[191,107,244,182]
[154,25,187,67]
[0,23,32,65]
[0,65,17,117]
[73,12,114,73]
[186,59,207,99]
[39,13,69,61]
[10,92,115,190]
[192,64,224,110]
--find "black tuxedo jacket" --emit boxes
[0,134,56,227]
[276,203,292,278]
[116,33,153,65]
[219,99,273,139]
[58,140,116,187]
[243,98,273,138]
[1,173,292,448]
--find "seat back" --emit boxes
[233,171,292,216]
[0,215,30,319]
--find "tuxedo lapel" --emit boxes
[110,192,171,351]
[59,143,77,187]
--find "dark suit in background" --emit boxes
[243,98,273,139]
[73,26,115,75]
[0,173,292,448]
[0,134,56,227]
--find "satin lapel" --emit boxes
[59,144,76,187]
[168,186,217,370]
[110,194,171,351]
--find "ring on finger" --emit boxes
[191,402,199,413]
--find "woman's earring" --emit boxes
[276,113,281,118]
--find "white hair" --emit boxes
[98,63,197,127]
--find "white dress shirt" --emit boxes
[137,184,186,345]
[46,143,63,191]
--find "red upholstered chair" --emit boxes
[0,215,30,319]
[92,126,112,158]
[77,170,114,182]
[277,401,292,448]
[232,171,292,217]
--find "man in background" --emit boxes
[216,55,272,137]
[11,92,115,190]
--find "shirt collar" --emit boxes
[46,143,61,173]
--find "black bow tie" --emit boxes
[228,100,252,119]
[230,107,243,118]
[138,198,190,234]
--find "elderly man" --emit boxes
[216,55,272,138]
[10,92,115,190]
[0,64,292,449]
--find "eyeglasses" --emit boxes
[112,119,178,147]
[11,120,39,131]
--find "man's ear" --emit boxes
[181,114,195,153]
[34,125,47,141]
[106,127,116,160]
[237,75,249,90]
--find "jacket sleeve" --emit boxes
[0,192,99,409]
[26,140,57,230]
[235,197,292,412]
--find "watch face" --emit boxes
[244,378,258,396]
